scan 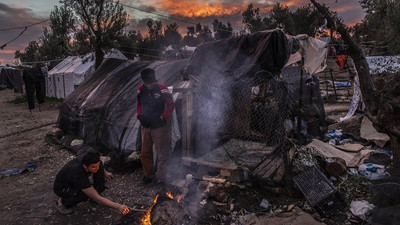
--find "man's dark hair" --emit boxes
[141,68,157,83]
[81,149,100,165]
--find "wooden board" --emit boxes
[182,157,237,170]
[251,155,284,180]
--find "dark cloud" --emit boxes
[1,0,365,64]
[0,3,48,64]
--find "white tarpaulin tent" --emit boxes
[46,49,127,99]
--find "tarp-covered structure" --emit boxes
[186,29,328,156]
[58,59,188,153]
[57,29,328,157]
[47,49,127,99]
[0,66,23,92]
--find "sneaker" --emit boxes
[142,176,153,184]
[55,203,73,215]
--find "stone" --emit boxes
[70,139,84,146]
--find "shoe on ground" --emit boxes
[142,176,153,184]
[55,203,73,215]
[157,181,167,191]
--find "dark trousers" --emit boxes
[23,68,45,110]
[54,163,106,208]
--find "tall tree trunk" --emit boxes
[95,38,104,69]
[310,0,400,166]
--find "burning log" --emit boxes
[139,189,191,225]
[140,194,159,225]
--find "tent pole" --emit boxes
[297,56,305,134]
[329,68,338,100]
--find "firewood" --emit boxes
[202,176,226,184]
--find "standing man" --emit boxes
[53,148,129,215]
[137,68,175,186]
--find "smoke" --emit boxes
[189,53,235,156]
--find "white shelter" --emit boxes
[46,49,127,99]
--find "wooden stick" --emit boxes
[129,207,148,212]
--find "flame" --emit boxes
[140,194,159,225]
[177,194,184,203]
[166,191,173,199]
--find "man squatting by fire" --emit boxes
[53,148,130,215]
[137,68,175,187]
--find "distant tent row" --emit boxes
[0,66,23,92]
[46,49,127,99]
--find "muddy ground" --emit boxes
[0,89,162,225]
[2,84,381,225]
[1,89,304,225]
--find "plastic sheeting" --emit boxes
[186,29,294,156]
[0,66,23,92]
[285,34,329,75]
[58,58,188,154]
[340,59,362,122]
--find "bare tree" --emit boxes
[61,0,128,69]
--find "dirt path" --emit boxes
[0,89,338,225]
[0,89,161,225]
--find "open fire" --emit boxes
[140,194,159,225]
[166,191,185,203]
[140,191,184,224]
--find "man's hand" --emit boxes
[104,170,114,180]
[118,204,130,215]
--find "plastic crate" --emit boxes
[293,166,346,217]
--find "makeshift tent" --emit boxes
[58,59,188,153]
[186,29,327,156]
[0,66,23,92]
[47,49,127,99]
[58,29,328,158]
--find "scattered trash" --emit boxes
[292,146,325,174]
[186,174,195,184]
[349,168,358,175]
[358,163,389,180]
[336,143,364,152]
[71,139,84,146]
[329,139,337,146]
[350,200,375,220]
[0,168,26,176]
[327,129,343,139]
[338,138,353,145]
[27,161,37,171]
[293,166,346,217]
[328,80,352,88]
[360,117,390,148]
[375,149,393,159]
[0,161,37,176]
[326,157,347,177]
[259,199,269,209]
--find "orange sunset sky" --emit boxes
[0,0,364,65]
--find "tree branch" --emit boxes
[310,0,379,115]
